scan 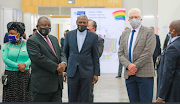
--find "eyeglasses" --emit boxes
[129,16,140,19]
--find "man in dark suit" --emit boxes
[150,27,161,67]
[63,15,100,102]
[87,19,104,102]
[156,20,180,102]
[27,16,67,102]
[163,34,171,50]
[60,29,69,50]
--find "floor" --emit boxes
[0,73,157,102]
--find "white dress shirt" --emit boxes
[77,30,87,52]
[128,25,142,62]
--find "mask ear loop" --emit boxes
[15,33,21,43]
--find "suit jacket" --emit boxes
[153,34,161,65]
[63,29,100,78]
[118,25,156,79]
[158,37,180,102]
[98,37,104,57]
[27,32,67,93]
[60,37,65,49]
[163,34,170,50]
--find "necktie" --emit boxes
[44,36,56,56]
[129,30,136,62]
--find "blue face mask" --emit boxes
[168,33,172,38]
[8,34,19,44]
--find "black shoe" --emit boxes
[115,75,121,78]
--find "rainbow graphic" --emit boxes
[112,10,125,21]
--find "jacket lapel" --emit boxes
[48,36,59,59]
[133,26,144,49]
[72,29,79,53]
[36,33,57,57]
[125,29,131,56]
[80,30,90,53]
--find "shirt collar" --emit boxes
[171,36,180,43]
[77,29,87,35]
[130,25,141,32]
[37,30,49,38]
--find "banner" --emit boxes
[71,8,125,73]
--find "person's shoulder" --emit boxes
[141,25,153,31]
[87,30,97,37]
[98,36,104,41]
[48,34,58,40]
[67,29,76,34]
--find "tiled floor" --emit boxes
[0,73,157,102]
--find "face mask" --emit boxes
[8,34,19,44]
[78,25,87,32]
[168,33,172,38]
[23,36,26,39]
[39,27,51,36]
[129,18,141,29]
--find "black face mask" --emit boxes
[39,27,51,36]
[23,36,26,39]
[78,25,87,32]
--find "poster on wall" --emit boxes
[71,8,125,73]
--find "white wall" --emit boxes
[51,18,71,38]
[158,0,180,48]
[0,0,21,10]
[0,5,5,78]
[122,0,157,31]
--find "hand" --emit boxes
[128,71,135,76]
[92,75,98,84]
[127,63,138,73]
[158,55,161,59]
[57,63,66,75]
[156,98,164,103]
[18,64,26,72]
[63,73,67,82]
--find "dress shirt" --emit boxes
[128,25,142,62]
[77,29,87,52]
[170,36,180,43]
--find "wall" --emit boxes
[21,0,122,13]
[51,18,71,39]
[122,0,157,32]
[158,0,180,48]
[0,0,21,10]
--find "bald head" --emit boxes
[170,20,180,36]
[36,16,51,35]
[37,16,51,26]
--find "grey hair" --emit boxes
[76,14,88,22]
[128,8,141,17]
[88,19,97,31]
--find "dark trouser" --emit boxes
[89,83,94,102]
[118,61,123,76]
[126,75,154,102]
[32,87,62,102]
[68,69,92,102]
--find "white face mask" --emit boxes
[129,18,141,29]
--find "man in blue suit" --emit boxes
[156,20,180,102]
[63,14,100,102]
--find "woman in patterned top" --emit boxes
[1,22,32,102]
